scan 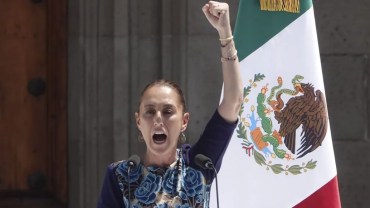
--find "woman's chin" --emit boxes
[149,141,175,154]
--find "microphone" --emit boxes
[127,154,140,169]
[195,154,214,169]
[194,154,220,208]
[127,154,140,207]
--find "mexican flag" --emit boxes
[211,0,341,207]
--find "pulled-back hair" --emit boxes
[139,79,187,112]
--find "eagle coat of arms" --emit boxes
[237,73,328,175]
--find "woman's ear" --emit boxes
[181,112,190,131]
[135,112,141,129]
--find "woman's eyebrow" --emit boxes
[143,104,155,108]
[163,104,175,108]
[143,104,175,109]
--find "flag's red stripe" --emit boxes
[294,176,341,208]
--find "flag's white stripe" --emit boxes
[211,7,337,208]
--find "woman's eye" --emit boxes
[163,109,173,115]
[145,109,155,115]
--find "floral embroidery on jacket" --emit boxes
[115,149,210,208]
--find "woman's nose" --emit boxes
[154,111,163,124]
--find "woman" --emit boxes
[97,1,242,207]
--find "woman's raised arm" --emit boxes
[202,1,243,123]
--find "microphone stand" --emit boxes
[195,154,220,208]
[127,166,132,208]
[126,155,140,208]
[212,166,220,208]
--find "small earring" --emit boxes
[179,132,187,143]
[138,133,144,142]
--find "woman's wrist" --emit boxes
[218,27,233,45]
[218,28,232,40]
[220,40,238,62]
[220,38,233,47]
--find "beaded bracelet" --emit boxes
[221,50,238,62]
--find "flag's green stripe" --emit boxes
[234,0,312,61]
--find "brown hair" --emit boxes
[138,79,187,112]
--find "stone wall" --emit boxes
[314,0,370,207]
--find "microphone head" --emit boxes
[194,154,213,170]
[127,154,141,169]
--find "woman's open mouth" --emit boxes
[152,133,167,144]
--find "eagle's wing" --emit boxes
[297,90,328,158]
[275,95,307,154]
